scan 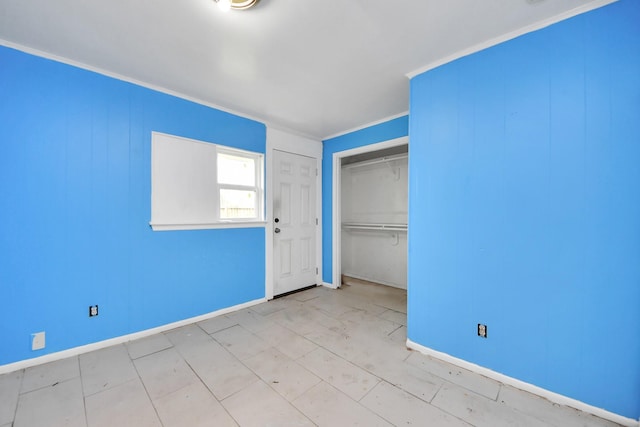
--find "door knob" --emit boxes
[274,228,281,233]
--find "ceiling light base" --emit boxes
[215,0,260,11]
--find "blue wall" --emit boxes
[0,46,266,366]
[322,116,408,284]
[408,0,639,419]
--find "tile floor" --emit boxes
[0,279,622,427]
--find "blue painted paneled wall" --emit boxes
[0,46,266,366]
[409,0,639,419]
[321,116,409,284]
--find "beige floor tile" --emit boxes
[14,377,86,427]
[197,315,237,335]
[336,291,392,316]
[79,344,138,396]
[265,305,317,334]
[388,325,407,344]
[164,324,211,347]
[21,356,79,394]
[497,385,622,427]
[298,347,380,401]
[361,381,472,426]
[195,359,259,400]
[244,347,321,401]
[268,304,346,336]
[168,329,221,363]
[302,324,363,361]
[338,309,402,338]
[293,381,392,426]
[224,309,273,334]
[406,352,501,400]
[340,279,407,313]
[378,308,407,326]
[307,296,360,318]
[174,337,259,400]
[250,298,289,316]
[432,382,548,427]
[134,347,199,400]
[304,320,409,368]
[255,323,318,360]
[222,380,313,427]
[364,356,443,403]
[0,370,23,425]
[126,333,173,360]
[153,382,238,427]
[282,285,326,302]
[85,378,161,427]
[377,295,407,313]
[212,324,271,360]
[345,332,412,366]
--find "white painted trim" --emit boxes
[406,0,618,78]
[266,128,322,159]
[265,127,323,300]
[406,339,640,427]
[322,282,338,290]
[0,39,268,128]
[322,111,409,142]
[150,221,267,231]
[264,122,321,145]
[331,136,409,289]
[332,154,342,289]
[341,272,406,290]
[0,298,266,375]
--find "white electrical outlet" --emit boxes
[31,332,46,350]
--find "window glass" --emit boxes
[218,153,255,186]
[220,189,257,219]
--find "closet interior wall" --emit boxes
[340,148,408,289]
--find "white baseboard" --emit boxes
[341,272,406,290]
[0,297,266,375]
[406,339,639,427]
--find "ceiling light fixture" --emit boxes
[214,0,260,11]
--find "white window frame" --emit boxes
[150,132,265,231]
[216,146,264,222]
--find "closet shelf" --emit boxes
[342,153,407,169]
[342,223,408,232]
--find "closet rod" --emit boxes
[342,153,407,169]
[342,223,408,232]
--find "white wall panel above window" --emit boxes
[150,132,265,231]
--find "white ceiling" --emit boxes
[0,0,613,140]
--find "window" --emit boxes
[217,151,259,219]
[150,132,264,231]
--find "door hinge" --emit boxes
[316,218,318,225]
[316,267,318,274]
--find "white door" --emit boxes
[273,150,317,295]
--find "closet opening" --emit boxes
[332,137,408,297]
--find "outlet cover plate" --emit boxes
[31,332,45,350]
[89,305,99,317]
[477,324,488,338]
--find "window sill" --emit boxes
[150,221,267,231]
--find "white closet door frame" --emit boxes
[331,136,409,289]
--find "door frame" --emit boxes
[266,127,323,300]
[331,136,409,289]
